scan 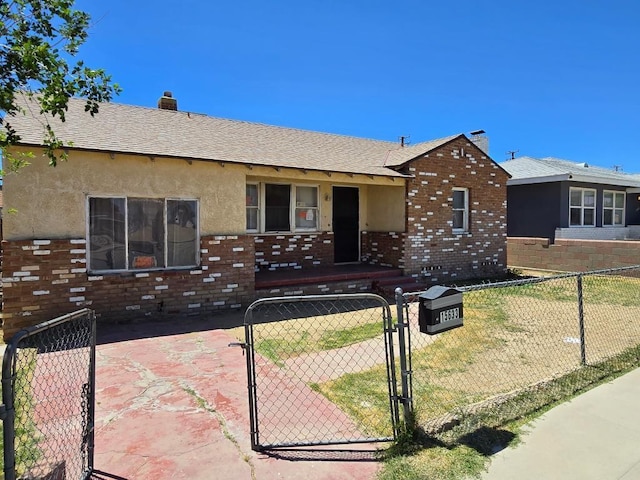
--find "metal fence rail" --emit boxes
[2,309,96,480]
[401,266,640,439]
[243,294,399,450]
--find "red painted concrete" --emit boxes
[92,317,383,480]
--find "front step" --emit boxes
[372,276,427,298]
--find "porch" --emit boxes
[254,263,420,299]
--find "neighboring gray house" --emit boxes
[501,156,640,241]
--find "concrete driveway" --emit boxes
[92,315,383,480]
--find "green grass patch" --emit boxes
[318,321,382,350]
[378,345,640,480]
[314,363,395,437]
[253,319,385,365]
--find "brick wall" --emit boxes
[255,278,371,298]
[254,232,333,271]
[508,237,640,272]
[1,235,254,339]
[360,231,405,268]
[402,137,508,283]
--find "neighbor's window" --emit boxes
[88,196,198,272]
[569,187,596,226]
[452,187,469,232]
[603,191,625,226]
[247,183,319,232]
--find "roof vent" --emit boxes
[158,91,177,111]
[576,162,589,168]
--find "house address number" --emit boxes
[438,307,461,324]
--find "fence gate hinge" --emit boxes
[0,404,7,421]
[228,342,248,356]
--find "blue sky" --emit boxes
[75,0,640,170]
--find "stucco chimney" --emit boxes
[158,91,178,111]
[469,129,489,155]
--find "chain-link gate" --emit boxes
[241,293,402,450]
[1,309,96,480]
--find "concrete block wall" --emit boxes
[507,237,640,272]
[1,235,254,339]
[402,137,509,283]
[254,232,333,271]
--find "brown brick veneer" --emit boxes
[1,235,254,340]
[402,138,508,283]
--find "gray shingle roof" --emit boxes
[8,96,466,178]
[501,156,640,187]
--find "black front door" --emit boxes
[332,186,359,263]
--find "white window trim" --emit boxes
[569,187,596,227]
[602,190,625,227]
[87,195,200,273]
[248,182,320,233]
[294,184,320,232]
[452,187,469,233]
[246,183,260,233]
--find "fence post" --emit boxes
[2,342,17,480]
[394,288,413,425]
[577,274,587,366]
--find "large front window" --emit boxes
[569,188,596,226]
[246,183,319,232]
[88,197,198,272]
[603,190,625,226]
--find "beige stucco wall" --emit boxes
[365,185,406,231]
[3,149,247,239]
[3,148,407,240]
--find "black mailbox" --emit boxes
[418,286,463,335]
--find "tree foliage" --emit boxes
[0,0,120,168]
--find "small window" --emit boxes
[88,196,198,272]
[295,186,319,230]
[246,184,259,232]
[265,184,291,232]
[248,183,319,233]
[569,188,596,226]
[452,188,469,232]
[603,191,625,226]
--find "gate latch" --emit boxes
[228,342,248,356]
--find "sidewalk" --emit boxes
[482,367,640,480]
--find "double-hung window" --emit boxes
[88,196,199,272]
[569,188,596,226]
[603,190,625,226]
[452,187,469,232]
[246,183,319,232]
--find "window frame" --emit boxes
[87,195,200,273]
[247,182,320,233]
[452,187,469,233]
[602,190,625,227]
[569,187,596,227]
[246,183,260,233]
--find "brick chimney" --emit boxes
[158,91,177,111]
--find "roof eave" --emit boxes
[12,142,410,180]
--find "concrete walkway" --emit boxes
[92,317,382,480]
[482,367,640,480]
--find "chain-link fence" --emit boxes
[243,294,399,450]
[402,266,640,441]
[1,309,96,480]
